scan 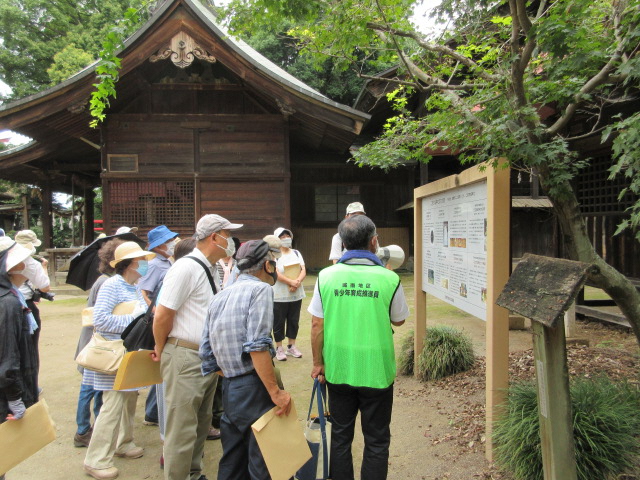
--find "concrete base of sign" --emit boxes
[509,315,529,330]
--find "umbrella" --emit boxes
[66,233,146,290]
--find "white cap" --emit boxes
[195,214,243,240]
[0,238,33,271]
[115,226,138,235]
[273,227,293,239]
[346,202,365,215]
[15,229,41,254]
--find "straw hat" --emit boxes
[0,237,33,271]
[109,241,156,268]
[15,229,41,254]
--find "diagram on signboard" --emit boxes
[422,180,488,320]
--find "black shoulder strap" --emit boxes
[185,256,218,294]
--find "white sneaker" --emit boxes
[286,345,302,358]
[275,346,287,361]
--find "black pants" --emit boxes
[26,299,40,375]
[327,382,394,480]
[272,300,302,343]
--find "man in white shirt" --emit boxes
[328,202,366,264]
[152,214,242,480]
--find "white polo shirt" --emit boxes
[158,247,221,344]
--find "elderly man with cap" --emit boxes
[329,202,366,264]
[138,225,179,428]
[14,229,51,370]
[152,214,242,480]
[201,239,291,480]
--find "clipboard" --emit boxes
[283,264,301,281]
[81,301,137,327]
[113,350,162,390]
[251,399,311,480]
[0,399,56,475]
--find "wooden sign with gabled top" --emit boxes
[496,253,595,328]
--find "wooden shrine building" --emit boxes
[0,0,415,268]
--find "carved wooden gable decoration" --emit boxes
[150,31,216,69]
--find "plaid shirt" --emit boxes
[200,274,274,378]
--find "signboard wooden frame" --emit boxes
[414,162,510,460]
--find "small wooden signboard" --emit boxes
[497,253,594,480]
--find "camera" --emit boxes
[33,289,55,302]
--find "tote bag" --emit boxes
[296,379,331,480]
[75,332,126,374]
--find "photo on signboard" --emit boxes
[443,221,449,247]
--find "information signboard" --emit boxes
[422,180,488,320]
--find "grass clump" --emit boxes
[416,325,475,381]
[397,330,415,376]
[493,377,640,480]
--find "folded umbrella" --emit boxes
[66,233,145,290]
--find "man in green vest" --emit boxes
[309,214,409,480]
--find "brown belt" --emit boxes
[166,337,199,351]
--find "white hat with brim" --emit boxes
[273,227,293,239]
[15,229,41,255]
[115,226,139,235]
[110,241,156,268]
[0,239,34,272]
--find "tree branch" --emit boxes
[366,22,501,83]
[357,74,424,89]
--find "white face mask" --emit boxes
[215,233,236,258]
[164,239,177,257]
[280,238,292,248]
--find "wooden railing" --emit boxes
[43,247,83,286]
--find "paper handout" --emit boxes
[0,399,56,476]
[113,350,162,390]
[251,399,312,480]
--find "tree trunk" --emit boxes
[539,166,640,344]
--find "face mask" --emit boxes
[264,260,277,285]
[136,260,149,277]
[165,239,177,257]
[280,238,292,248]
[215,233,236,258]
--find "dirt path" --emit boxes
[6,275,638,479]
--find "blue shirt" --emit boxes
[200,274,274,378]
[138,255,171,294]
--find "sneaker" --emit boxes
[74,429,92,448]
[143,417,159,426]
[275,346,287,361]
[207,426,221,440]
[83,465,119,480]
[114,446,144,459]
[286,345,303,358]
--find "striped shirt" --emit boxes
[158,247,220,345]
[82,275,146,391]
[203,274,274,378]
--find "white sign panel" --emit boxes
[422,180,488,320]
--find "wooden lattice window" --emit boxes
[577,155,636,215]
[109,181,195,231]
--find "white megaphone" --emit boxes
[376,245,405,270]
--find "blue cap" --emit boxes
[147,225,179,250]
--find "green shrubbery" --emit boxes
[397,330,414,376]
[493,377,640,480]
[415,325,475,381]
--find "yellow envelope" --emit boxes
[113,350,162,390]
[283,264,301,280]
[112,300,138,315]
[0,399,56,476]
[81,307,94,327]
[251,399,311,480]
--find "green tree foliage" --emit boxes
[222,0,640,345]
[0,0,148,100]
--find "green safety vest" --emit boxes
[318,263,400,389]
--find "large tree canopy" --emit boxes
[0,0,149,99]
[222,0,640,342]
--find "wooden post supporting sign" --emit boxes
[497,254,594,480]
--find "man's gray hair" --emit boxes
[338,215,376,251]
[242,257,268,275]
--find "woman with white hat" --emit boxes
[0,238,40,480]
[82,241,155,480]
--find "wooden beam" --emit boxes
[41,182,53,249]
[84,188,95,245]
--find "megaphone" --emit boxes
[376,245,405,270]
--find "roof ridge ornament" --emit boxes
[276,99,296,118]
[150,31,216,69]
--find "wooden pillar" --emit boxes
[485,163,511,461]
[41,183,53,249]
[84,189,95,245]
[21,194,29,229]
[413,187,427,363]
[564,302,576,339]
[532,319,578,480]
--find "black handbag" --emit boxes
[121,282,161,351]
